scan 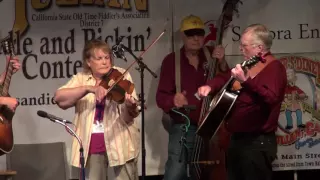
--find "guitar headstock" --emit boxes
[1,38,15,57]
[221,0,242,29]
[241,55,263,69]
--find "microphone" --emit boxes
[112,38,127,62]
[37,110,72,124]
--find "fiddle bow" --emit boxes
[100,28,166,106]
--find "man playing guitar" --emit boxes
[197,24,287,180]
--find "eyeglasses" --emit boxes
[239,42,258,48]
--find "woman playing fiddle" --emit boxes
[54,39,140,180]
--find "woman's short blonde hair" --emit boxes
[82,39,112,73]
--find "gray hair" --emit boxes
[243,24,273,51]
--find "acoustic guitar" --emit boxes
[196,55,263,139]
[0,38,17,155]
[190,1,242,180]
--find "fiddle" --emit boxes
[100,68,135,104]
[99,68,146,109]
[98,28,166,107]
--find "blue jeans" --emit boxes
[163,124,197,180]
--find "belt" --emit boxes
[232,131,275,140]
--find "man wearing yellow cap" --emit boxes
[156,15,229,179]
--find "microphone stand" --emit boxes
[171,107,193,179]
[51,119,85,180]
[120,45,157,180]
[109,29,165,179]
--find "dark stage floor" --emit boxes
[139,170,320,180]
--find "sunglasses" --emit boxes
[184,29,205,37]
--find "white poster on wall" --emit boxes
[272,53,320,171]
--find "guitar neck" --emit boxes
[0,62,14,97]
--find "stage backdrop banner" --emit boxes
[0,0,228,178]
[2,0,320,178]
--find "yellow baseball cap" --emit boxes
[180,15,205,32]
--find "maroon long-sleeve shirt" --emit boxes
[156,46,229,125]
[207,58,287,133]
